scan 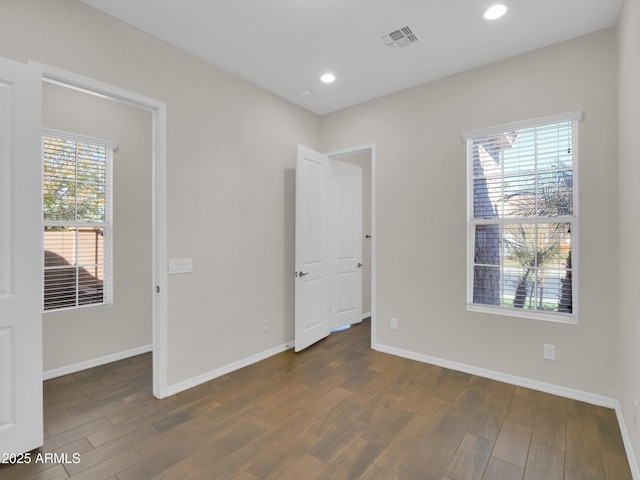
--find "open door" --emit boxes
[295,146,363,351]
[0,57,44,454]
[295,145,331,352]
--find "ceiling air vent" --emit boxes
[380,26,419,50]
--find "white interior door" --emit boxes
[330,160,362,330]
[295,145,331,352]
[0,57,44,454]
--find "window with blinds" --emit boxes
[43,130,115,312]
[464,112,580,323]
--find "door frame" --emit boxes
[325,144,376,348]
[29,62,169,398]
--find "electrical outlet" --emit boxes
[543,344,556,361]
[390,318,398,330]
[262,319,270,333]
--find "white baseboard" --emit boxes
[374,342,640,479]
[166,342,293,397]
[373,342,617,408]
[362,311,372,320]
[43,344,152,380]
[614,401,640,480]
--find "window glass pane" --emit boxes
[473,265,501,306]
[536,169,573,216]
[76,228,104,265]
[76,182,106,221]
[44,267,77,311]
[78,265,104,306]
[43,180,76,221]
[44,227,76,267]
[76,143,106,184]
[472,178,497,219]
[503,223,536,266]
[43,137,76,180]
[502,265,534,309]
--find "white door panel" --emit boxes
[0,57,43,455]
[330,160,362,330]
[295,146,363,350]
[294,145,331,352]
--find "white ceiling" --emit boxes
[80,0,622,115]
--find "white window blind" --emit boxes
[464,112,580,322]
[42,129,115,311]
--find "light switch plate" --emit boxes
[169,258,193,274]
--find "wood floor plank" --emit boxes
[196,443,260,480]
[251,409,316,450]
[146,459,199,480]
[422,412,471,457]
[309,418,369,464]
[42,417,112,452]
[505,392,539,428]
[358,463,398,480]
[602,450,633,480]
[482,457,524,480]
[247,429,321,480]
[431,373,470,404]
[373,397,450,475]
[467,403,507,442]
[565,427,605,478]
[62,426,156,477]
[273,453,327,480]
[491,420,533,468]
[523,441,564,480]
[316,437,383,480]
[399,445,450,480]
[362,407,413,447]
[566,399,599,436]
[450,376,493,418]
[25,464,69,480]
[65,448,142,480]
[254,382,308,411]
[596,407,627,456]
[531,394,566,451]
[444,433,494,480]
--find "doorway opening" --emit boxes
[326,144,376,348]
[31,62,169,398]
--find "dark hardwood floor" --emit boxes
[0,319,632,480]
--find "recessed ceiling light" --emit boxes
[484,4,507,20]
[320,73,336,83]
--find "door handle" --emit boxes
[297,271,309,277]
[357,263,363,268]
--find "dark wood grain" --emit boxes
[0,319,632,480]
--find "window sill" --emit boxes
[43,301,113,315]
[467,303,578,325]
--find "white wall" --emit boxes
[617,0,640,467]
[41,82,152,371]
[0,0,320,386]
[321,28,619,398]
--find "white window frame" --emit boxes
[42,128,116,313]
[464,111,581,324]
